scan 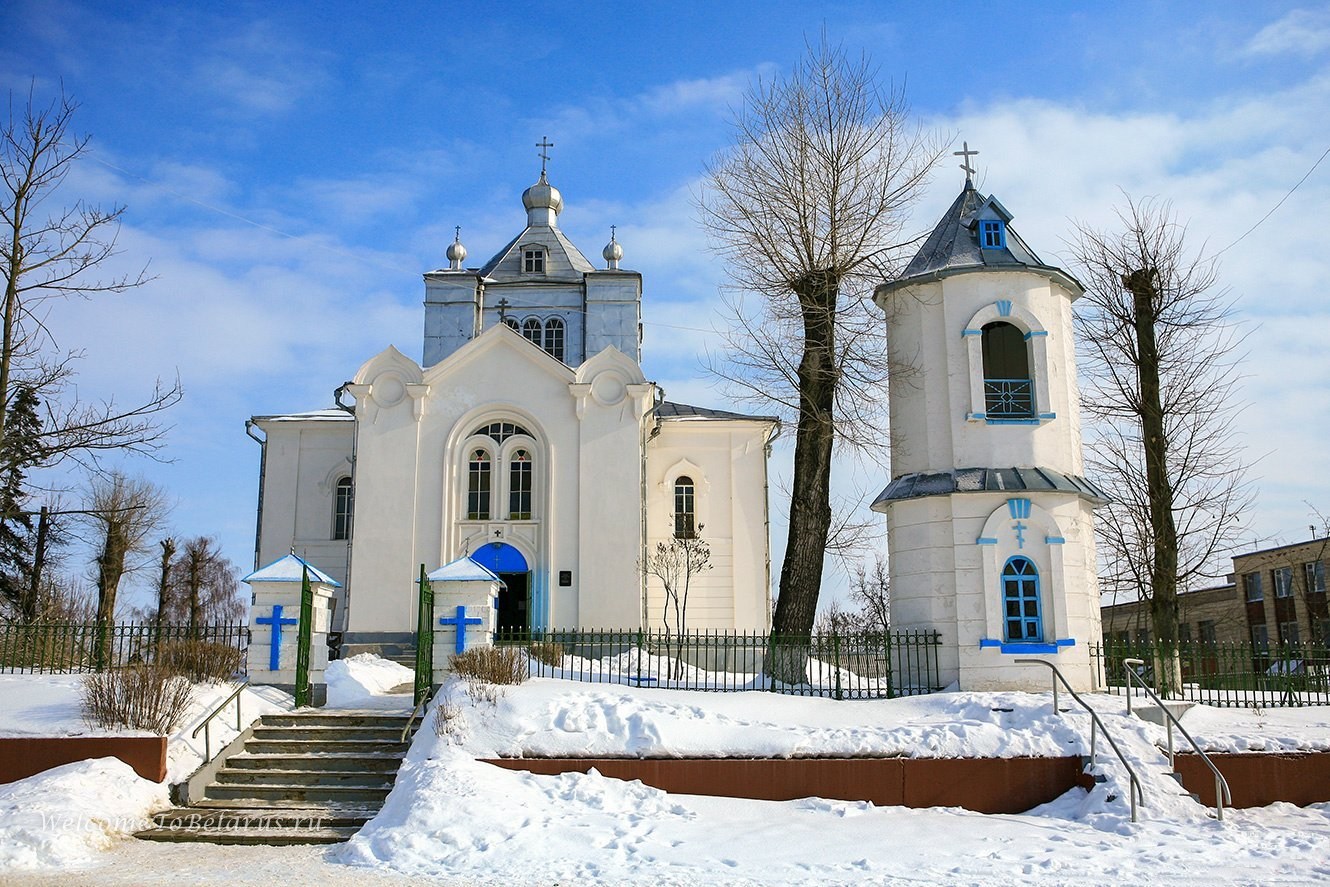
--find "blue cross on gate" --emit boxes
[440,605,485,655]
[256,604,299,670]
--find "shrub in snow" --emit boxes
[527,640,564,667]
[155,638,243,683]
[434,698,466,740]
[81,664,193,733]
[451,646,527,685]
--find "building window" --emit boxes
[979,219,1006,250]
[523,248,545,273]
[522,317,543,346]
[980,322,1033,418]
[1243,573,1263,602]
[1305,561,1326,595]
[1178,622,1192,644]
[474,421,531,445]
[1002,556,1041,642]
[503,317,519,331]
[1274,566,1294,598]
[544,317,565,362]
[1316,618,1330,646]
[1135,627,1151,645]
[1278,620,1301,646]
[333,477,353,540]
[1198,620,1217,645]
[673,476,696,539]
[1251,624,1269,649]
[467,449,491,520]
[509,450,532,520]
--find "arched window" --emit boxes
[332,477,353,540]
[544,317,565,362]
[503,317,519,331]
[509,449,532,520]
[674,476,696,539]
[522,318,543,346]
[1002,556,1041,642]
[473,422,530,444]
[981,321,1033,418]
[467,449,491,520]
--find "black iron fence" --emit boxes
[0,622,248,675]
[493,628,943,699]
[1092,640,1330,707]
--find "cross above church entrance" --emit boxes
[496,298,511,323]
[440,604,485,655]
[256,604,298,671]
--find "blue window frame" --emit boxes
[1002,556,1042,642]
[979,219,1006,250]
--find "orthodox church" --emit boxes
[248,162,778,652]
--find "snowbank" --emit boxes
[0,757,168,870]
[326,654,414,709]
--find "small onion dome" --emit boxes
[446,227,467,269]
[521,171,564,216]
[602,228,623,269]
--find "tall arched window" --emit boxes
[544,317,565,362]
[509,449,532,520]
[521,317,543,347]
[1002,556,1041,642]
[467,449,491,520]
[674,476,696,539]
[333,477,353,540]
[981,321,1033,418]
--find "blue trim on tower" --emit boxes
[1023,330,1048,340]
[1045,536,1066,545]
[980,638,1076,654]
[962,328,984,337]
[976,537,998,545]
[996,299,1013,317]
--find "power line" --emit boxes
[1213,143,1330,259]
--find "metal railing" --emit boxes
[0,621,248,674]
[1093,640,1330,707]
[191,677,250,763]
[983,378,1034,418]
[1016,658,1143,823]
[493,628,944,699]
[1122,658,1232,821]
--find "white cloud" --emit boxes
[194,21,333,116]
[1244,8,1330,57]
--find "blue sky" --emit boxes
[3,1,1329,611]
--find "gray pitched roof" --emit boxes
[655,401,778,423]
[885,182,1082,294]
[870,467,1110,511]
[479,225,596,279]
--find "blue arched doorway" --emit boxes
[471,542,531,634]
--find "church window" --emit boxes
[474,422,530,444]
[509,450,532,520]
[333,477,353,540]
[522,317,543,346]
[674,476,696,539]
[503,317,519,331]
[1002,556,1041,642]
[467,449,492,519]
[523,248,545,273]
[979,219,1006,250]
[981,322,1033,418]
[544,317,565,362]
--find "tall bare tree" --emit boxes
[171,535,242,630]
[86,473,167,663]
[1,85,180,478]
[642,530,713,679]
[1069,197,1251,689]
[697,40,942,640]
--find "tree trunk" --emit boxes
[154,537,175,648]
[770,270,839,680]
[94,524,129,670]
[20,505,47,623]
[1124,269,1182,694]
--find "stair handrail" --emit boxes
[191,676,250,763]
[1015,658,1143,823]
[1121,657,1232,821]
[402,684,435,743]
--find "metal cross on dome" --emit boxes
[496,297,511,322]
[537,136,555,175]
[955,141,979,181]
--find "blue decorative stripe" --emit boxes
[996,299,1013,317]
[980,638,1076,654]
[1007,498,1032,519]
[962,328,983,337]
[1038,412,1056,420]
[1045,536,1066,545]
[976,537,998,545]
[986,418,1041,425]
[1024,330,1048,340]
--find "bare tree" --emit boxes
[1069,197,1251,690]
[1,85,181,477]
[153,536,175,638]
[697,39,942,641]
[171,536,242,630]
[642,529,712,679]
[86,473,167,663]
[849,554,890,636]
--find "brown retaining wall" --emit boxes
[483,756,1095,814]
[0,736,167,784]
[1175,751,1330,808]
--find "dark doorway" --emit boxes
[497,572,530,634]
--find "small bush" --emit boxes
[434,699,466,740]
[450,646,527,685]
[155,639,243,683]
[82,665,194,733]
[527,641,564,668]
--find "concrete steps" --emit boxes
[137,709,418,845]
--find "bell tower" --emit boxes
[872,154,1106,692]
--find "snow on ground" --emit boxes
[326,654,415,710]
[0,758,168,873]
[1180,701,1330,754]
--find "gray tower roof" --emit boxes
[881,182,1082,296]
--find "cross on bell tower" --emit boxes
[537,136,555,176]
[954,141,979,183]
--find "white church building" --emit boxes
[247,165,779,653]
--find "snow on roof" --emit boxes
[655,401,778,423]
[251,409,353,422]
[242,554,341,586]
[428,556,502,583]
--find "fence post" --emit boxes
[414,565,434,706]
[294,566,314,708]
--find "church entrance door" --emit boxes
[497,572,529,635]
